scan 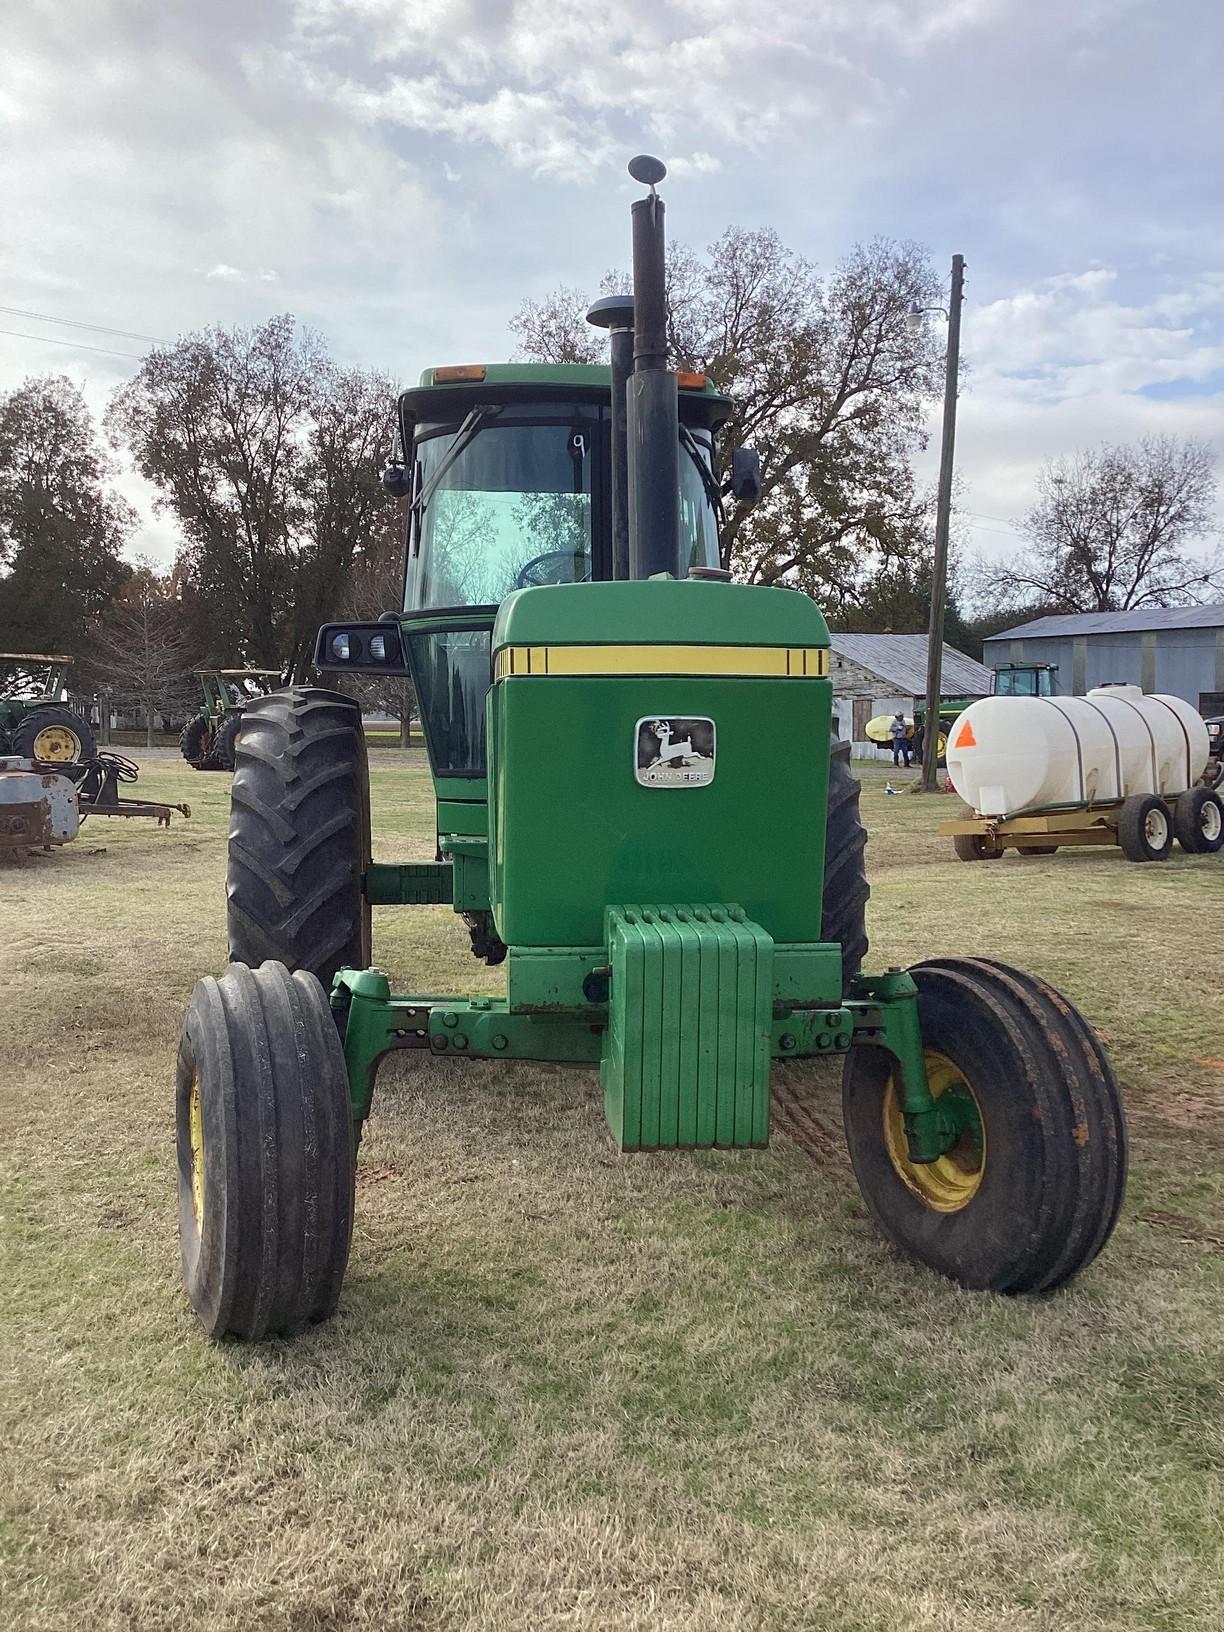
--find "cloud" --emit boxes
[205,264,280,283]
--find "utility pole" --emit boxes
[921,253,965,792]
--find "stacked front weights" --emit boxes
[176,158,1128,1342]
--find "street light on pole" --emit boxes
[915,253,966,792]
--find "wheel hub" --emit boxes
[1201,801,1222,843]
[32,725,80,762]
[188,1073,205,1229]
[1144,807,1169,848]
[883,1049,985,1212]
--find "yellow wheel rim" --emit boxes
[189,1073,206,1229]
[883,1049,985,1212]
[32,725,80,761]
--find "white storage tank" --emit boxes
[945,684,1211,818]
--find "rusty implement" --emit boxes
[0,754,189,855]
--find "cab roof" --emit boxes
[401,362,732,431]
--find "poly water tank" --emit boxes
[945,684,1211,818]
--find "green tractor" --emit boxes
[179,669,284,771]
[0,652,96,764]
[176,160,1126,1341]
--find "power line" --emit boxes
[0,304,163,345]
[0,325,146,361]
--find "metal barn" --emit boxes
[983,605,1224,714]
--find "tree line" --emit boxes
[2,226,1221,734]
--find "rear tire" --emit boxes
[227,687,371,992]
[823,737,869,993]
[1173,786,1223,854]
[13,705,96,765]
[177,961,354,1340]
[1118,794,1172,862]
[842,957,1127,1294]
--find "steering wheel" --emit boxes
[514,549,587,589]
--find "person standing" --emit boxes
[889,711,911,768]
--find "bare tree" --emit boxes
[86,565,197,747]
[510,230,944,596]
[107,317,398,670]
[978,437,1222,612]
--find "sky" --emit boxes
[2,0,1223,579]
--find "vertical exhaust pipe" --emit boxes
[625,156,681,581]
[586,293,634,580]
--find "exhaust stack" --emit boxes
[625,156,681,581]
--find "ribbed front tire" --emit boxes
[842,957,1127,1294]
[227,687,371,992]
[177,961,354,1340]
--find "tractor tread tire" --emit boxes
[177,960,354,1340]
[1173,786,1224,854]
[13,704,96,765]
[823,737,869,993]
[211,711,243,772]
[227,687,371,992]
[180,715,213,769]
[842,956,1127,1295]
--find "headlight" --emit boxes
[329,633,351,662]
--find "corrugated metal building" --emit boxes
[827,633,992,754]
[983,605,1224,712]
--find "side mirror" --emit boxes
[726,446,763,505]
[314,621,409,675]
[382,464,412,499]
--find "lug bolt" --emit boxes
[442,1012,459,1028]
[452,1033,468,1050]
[491,1034,508,1051]
[780,1034,796,1051]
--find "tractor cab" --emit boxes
[993,661,1058,697]
[390,363,732,787]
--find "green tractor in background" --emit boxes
[0,652,96,764]
[179,669,284,771]
[176,159,1127,1342]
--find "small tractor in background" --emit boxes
[176,158,1127,1343]
[0,653,97,764]
[179,670,284,771]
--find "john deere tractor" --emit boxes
[177,159,1126,1341]
[0,653,96,764]
[179,669,283,771]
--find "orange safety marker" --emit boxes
[954,721,977,749]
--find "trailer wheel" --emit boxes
[823,737,869,993]
[953,832,1003,861]
[177,961,354,1340]
[13,705,96,765]
[842,957,1126,1294]
[227,687,371,992]
[1173,786,1223,854]
[1118,794,1172,862]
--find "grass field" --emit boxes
[2,750,1222,1632]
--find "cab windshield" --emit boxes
[995,667,1056,697]
[413,421,593,608]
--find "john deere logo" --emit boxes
[634,717,716,787]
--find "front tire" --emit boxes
[842,957,1126,1294]
[953,832,1003,861]
[227,688,371,991]
[1118,794,1172,861]
[177,961,354,1340]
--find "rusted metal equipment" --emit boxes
[0,753,189,855]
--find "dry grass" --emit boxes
[2,751,1222,1632]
